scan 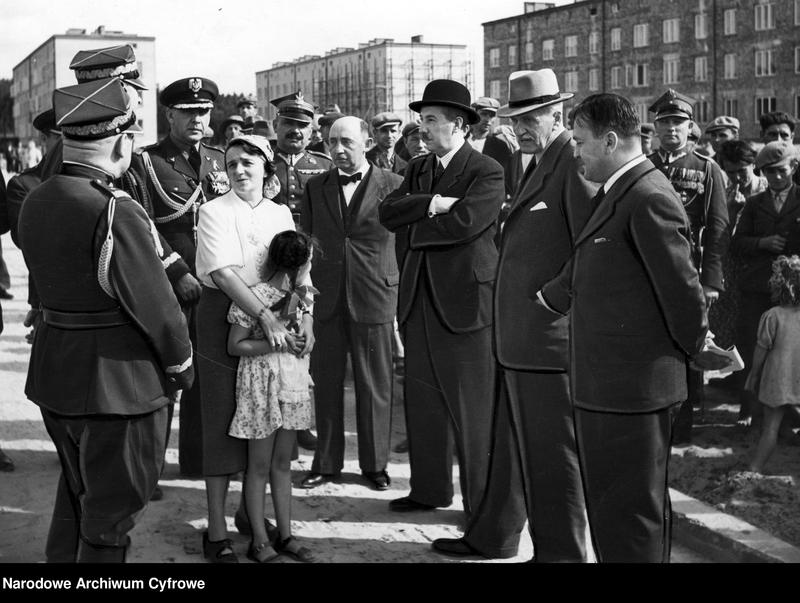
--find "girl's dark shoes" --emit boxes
[275,536,315,563]
[247,540,279,563]
[202,531,238,563]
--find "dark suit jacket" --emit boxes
[379,142,505,333]
[366,145,407,175]
[300,166,402,323]
[732,185,800,294]
[481,134,515,174]
[495,130,594,371]
[543,159,707,413]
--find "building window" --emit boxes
[796,96,800,119]
[633,23,649,48]
[755,3,775,31]
[589,31,600,55]
[489,48,500,68]
[724,8,736,35]
[755,49,775,77]
[755,96,777,121]
[564,70,579,93]
[524,42,534,63]
[724,53,737,79]
[589,68,600,91]
[694,56,708,82]
[490,79,501,100]
[611,66,622,89]
[635,103,648,126]
[796,47,800,73]
[663,18,680,44]
[695,13,707,39]
[542,39,554,60]
[565,35,578,58]
[695,101,709,124]
[796,0,800,26]
[724,99,738,118]
[634,63,649,87]
[611,28,621,51]
[663,54,680,84]
[508,44,517,66]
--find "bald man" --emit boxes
[299,117,403,491]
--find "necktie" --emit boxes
[188,147,202,176]
[432,160,445,189]
[773,191,786,214]
[591,186,605,212]
[338,172,362,186]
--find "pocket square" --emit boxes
[593,237,611,244]
[530,201,548,212]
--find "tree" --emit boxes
[0,79,14,138]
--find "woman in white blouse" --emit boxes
[193,135,314,562]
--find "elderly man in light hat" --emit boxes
[468,96,518,169]
[705,115,740,156]
[379,79,505,519]
[650,89,729,443]
[431,68,595,562]
[367,111,406,174]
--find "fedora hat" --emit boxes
[409,79,480,125]
[497,70,574,118]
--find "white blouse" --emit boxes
[195,189,297,289]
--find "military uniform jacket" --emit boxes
[495,130,594,371]
[379,142,504,334]
[650,148,729,291]
[273,149,332,223]
[732,185,800,294]
[130,136,228,275]
[17,163,193,416]
[300,166,403,324]
[542,159,707,413]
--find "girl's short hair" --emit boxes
[768,255,800,306]
[261,230,318,280]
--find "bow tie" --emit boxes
[338,172,362,186]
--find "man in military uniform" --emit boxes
[650,89,729,444]
[17,77,193,562]
[271,91,332,225]
[640,122,655,156]
[238,93,260,133]
[366,112,406,174]
[129,77,229,478]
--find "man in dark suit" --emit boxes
[379,80,504,518]
[432,69,594,561]
[299,116,403,490]
[540,93,708,562]
[18,78,193,562]
[366,112,407,175]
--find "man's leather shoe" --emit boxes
[297,429,317,451]
[300,472,339,489]
[432,537,484,558]
[362,470,391,491]
[389,496,436,512]
[150,485,164,501]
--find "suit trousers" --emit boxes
[41,406,168,562]
[402,284,495,515]
[573,404,676,563]
[465,369,588,561]
[310,313,393,474]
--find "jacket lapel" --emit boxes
[162,138,199,182]
[574,159,656,247]
[778,184,798,217]
[347,166,375,223]
[506,130,571,220]
[435,142,471,193]
[321,169,345,232]
[416,153,435,193]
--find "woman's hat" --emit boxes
[227,134,274,164]
[497,70,574,118]
[409,80,480,125]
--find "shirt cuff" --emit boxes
[427,194,441,218]
[536,290,559,314]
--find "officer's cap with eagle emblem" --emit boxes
[270,91,315,125]
[160,77,218,110]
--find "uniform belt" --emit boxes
[42,307,130,330]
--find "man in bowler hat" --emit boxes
[379,79,504,518]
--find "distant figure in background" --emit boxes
[640,122,655,156]
[307,111,344,157]
[468,96,518,169]
[367,112,406,174]
[238,94,260,133]
[0,169,13,471]
[24,140,42,170]
[705,116,740,157]
[221,114,244,145]
[745,255,800,473]
[759,112,799,187]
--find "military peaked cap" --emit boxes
[160,77,218,109]
[270,91,315,124]
[650,89,695,121]
[69,44,146,90]
[33,108,60,134]
[54,77,142,139]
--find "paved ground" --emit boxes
[0,233,712,564]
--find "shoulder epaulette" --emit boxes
[306,149,332,161]
[201,141,225,153]
[692,149,711,160]
[91,179,132,201]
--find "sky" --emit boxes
[1,0,572,96]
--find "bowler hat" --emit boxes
[409,80,480,125]
[756,141,797,170]
[497,70,573,118]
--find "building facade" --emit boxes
[12,27,157,145]
[484,0,800,140]
[256,37,472,126]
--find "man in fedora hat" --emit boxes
[432,68,594,561]
[379,79,505,518]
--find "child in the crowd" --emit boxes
[227,230,318,562]
[745,255,800,473]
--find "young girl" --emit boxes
[744,255,800,473]
[227,230,318,563]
